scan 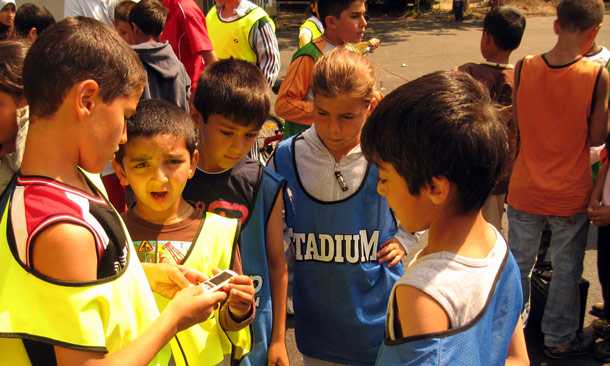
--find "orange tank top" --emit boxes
[508,55,602,216]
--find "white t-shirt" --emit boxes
[387,227,507,339]
[64,0,140,25]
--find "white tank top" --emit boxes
[387,228,507,339]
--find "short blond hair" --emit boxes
[312,47,377,103]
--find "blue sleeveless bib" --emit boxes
[239,167,285,366]
[376,252,522,365]
[274,136,404,365]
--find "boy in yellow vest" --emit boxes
[0,17,228,365]
[113,99,256,366]
[207,0,280,86]
[299,1,323,47]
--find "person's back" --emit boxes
[207,0,280,86]
[161,0,215,94]
[130,0,191,111]
[507,0,609,359]
[361,71,528,366]
[458,6,525,231]
[275,0,368,139]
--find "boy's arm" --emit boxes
[589,67,609,147]
[395,285,450,337]
[252,19,281,86]
[266,192,289,365]
[33,223,225,366]
[274,56,316,125]
[219,247,256,331]
[505,319,529,366]
[590,160,609,209]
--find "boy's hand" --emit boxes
[267,340,289,366]
[143,263,206,299]
[166,285,227,332]
[589,205,610,226]
[377,239,405,267]
[225,275,256,321]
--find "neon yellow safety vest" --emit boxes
[299,17,323,47]
[0,178,172,366]
[207,5,275,63]
[151,212,252,366]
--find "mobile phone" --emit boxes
[201,269,237,293]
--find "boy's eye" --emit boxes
[341,114,355,120]
[134,162,148,169]
[168,159,185,165]
[220,130,234,137]
[317,110,328,116]
[246,132,258,139]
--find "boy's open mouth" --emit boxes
[150,192,168,200]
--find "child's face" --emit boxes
[115,134,198,218]
[115,20,134,45]
[377,161,434,233]
[313,93,372,156]
[198,113,259,172]
[0,91,18,147]
[79,91,140,173]
[328,0,367,44]
[0,4,15,27]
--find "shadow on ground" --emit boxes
[276,9,484,50]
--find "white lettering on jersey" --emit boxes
[290,230,380,264]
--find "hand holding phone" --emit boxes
[200,269,237,293]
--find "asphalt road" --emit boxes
[274,9,610,366]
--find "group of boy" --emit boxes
[0,0,609,365]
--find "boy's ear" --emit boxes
[324,15,338,31]
[189,150,200,178]
[75,80,100,120]
[426,176,451,206]
[553,19,560,35]
[27,27,38,41]
[112,158,130,187]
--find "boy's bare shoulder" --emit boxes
[31,222,98,282]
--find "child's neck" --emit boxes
[484,51,511,66]
[133,198,194,226]
[20,116,92,194]
[424,210,495,259]
[197,156,231,174]
[323,32,346,47]
[220,1,240,18]
[545,37,585,65]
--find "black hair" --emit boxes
[194,58,270,129]
[483,6,525,51]
[129,0,167,38]
[361,71,508,214]
[557,0,604,32]
[14,3,55,38]
[23,17,146,118]
[318,0,363,27]
[116,99,198,163]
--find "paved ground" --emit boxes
[274,8,610,366]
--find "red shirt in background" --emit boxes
[161,0,213,93]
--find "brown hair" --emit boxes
[115,0,137,23]
[312,47,377,103]
[557,0,604,31]
[0,40,28,99]
[23,17,146,118]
